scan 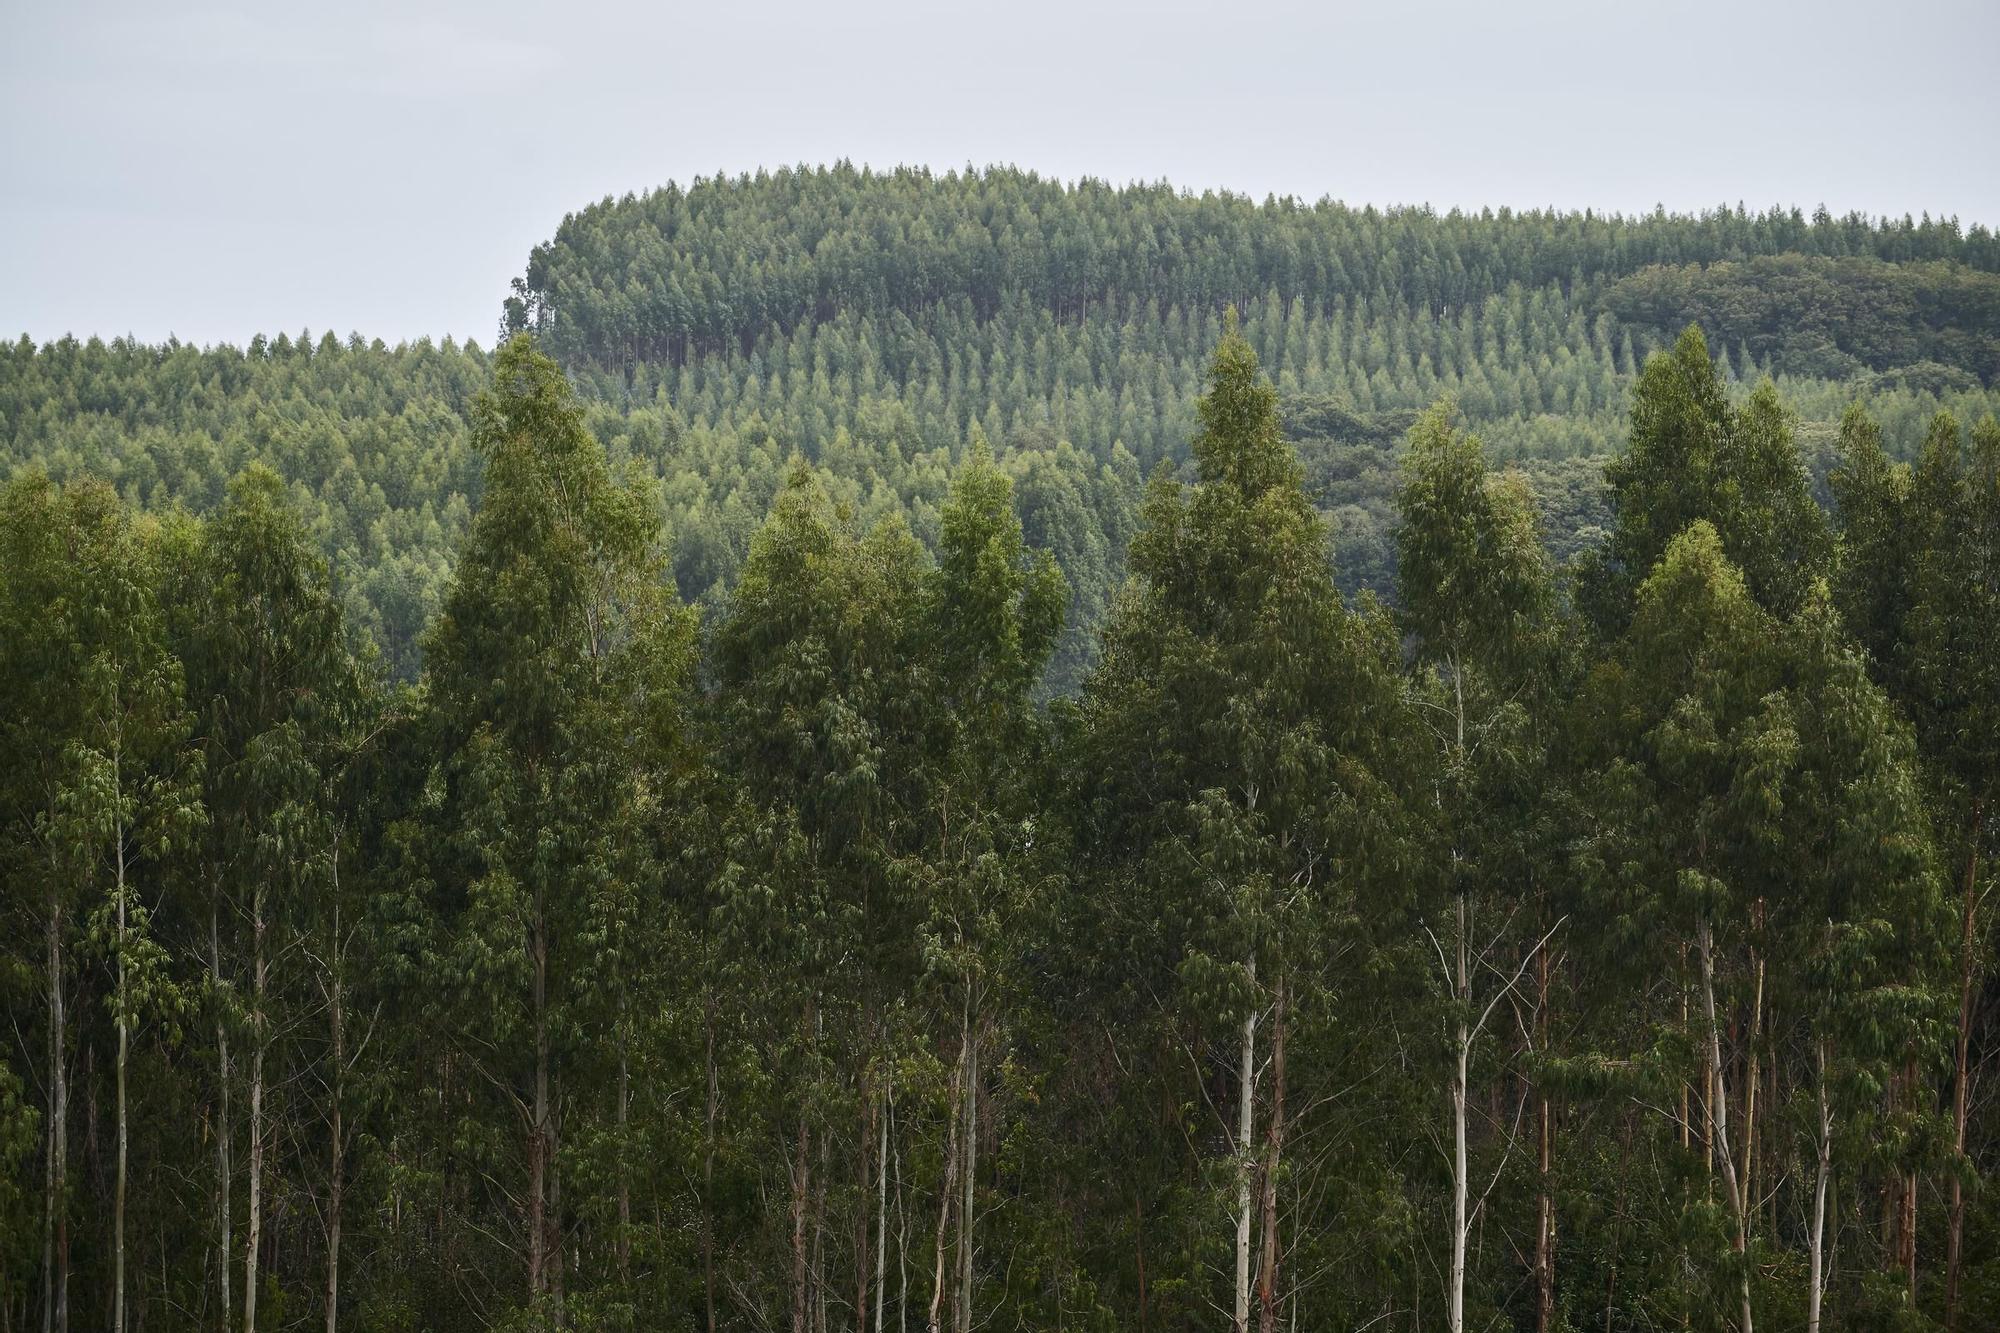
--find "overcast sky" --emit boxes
[4,0,1995,349]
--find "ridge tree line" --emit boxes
[4,319,1999,1333]
[10,171,2000,691]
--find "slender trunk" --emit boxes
[927,1039,964,1333]
[857,1080,874,1333]
[1808,1039,1832,1333]
[210,900,231,1333]
[1234,957,1256,1333]
[957,1001,977,1333]
[876,1091,890,1333]
[325,963,343,1333]
[1256,974,1286,1333]
[44,878,67,1333]
[791,1119,810,1333]
[1535,944,1553,1333]
[616,1032,631,1288]
[243,876,267,1333]
[1947,797,1982,1332]
[1696,920,1753,1333]
[1901,1056,1917,1301]
[703,997,718,1333]
[1742,924,1764,1235]
[528,900,551,1306]
[113,804,128,1333]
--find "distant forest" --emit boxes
[3,167,2000,1333]
[7,166,2000,685]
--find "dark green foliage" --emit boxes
[6,165,2000,1332]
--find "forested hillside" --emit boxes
[8,167,2000,686]
[7,167,2000,1332]
[7,312,2000,1332]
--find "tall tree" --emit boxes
[418,334,677,1320]
[1394,402,1563,1333]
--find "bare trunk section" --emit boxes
[528,898,552,1308]
[616,1033,631,1288]
[957,1003,977,1333]
[926,1040,964,1333]
[875,1091,890,1333]
[1696,920,1753,1333]
[791,1119,810,1333]
[1808,1039,1832,1333]
[113,800,129,1333]
[1536,943,1554,1333]
[210,898,231,1333]
[323,893,345,1333]
[43,876,67,1333]
[243,875,267,1333]
[1947,797,1983,1332]
[1449,895,1469,1333]
[1256,974,1286,1333]
[703,998,718,1333]
[1234,957,1256,1333]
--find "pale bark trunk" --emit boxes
[113,800,128,1333]
[616,1034,631,1288]
[211,898,231,1333]
[324,897,344,1333]
[927,1041,963,1333]
[528,902,550,1305]
[703,998,718,1333]
[44,879,67,1333]
[243,876,267,1333]
[1256,974,1286,1333]
[791,1119,810,1333]
[875,1091,890,1333]
[1696,920,1753,1333]
[1450,894,1469,1333]
[957,1006,976,1333]
[1234,958,1256,1333]
[1808,1039,1831,1333]
[1947,798,1982,1332]
[1535,944,1553,1333]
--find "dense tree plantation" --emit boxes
[7,306,2000,1333]
[6,166,2000,1332]
[8,168,2000,688]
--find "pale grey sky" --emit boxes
[4,0,1995,348]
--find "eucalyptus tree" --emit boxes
[0,476,200,1333]
[1394,402,1564,1333]
[909,440,1065,1332]
[1076,313,1406,1332]
[712,458,929,1333]
[417,334,681,1321]
[1598,326,1828,624]
[166,465,373,1332]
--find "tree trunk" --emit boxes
[617,1032,631,1289]
[703,997,718,1333]
[1535,944,1553,1333]
[243,876,267,1333]
[791,1119,810,1333]
[113,807,128,1333]
[528,903,551,1306]
[1456,892,1472,1328]
[43,880,67,1333]
[1234,957,1256,1333]
[957,1005,977,1333]
[1696,920,1753,1333]
[1947,797,1983,1332]
[857,1085,874,1333]
[1808,1039,1831,1333]
[211,899,231,1333]
[1256,974,1286,1333]
[324,898,344,1333]
[876,1091,890,1333]
[926,1042,963,1333]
